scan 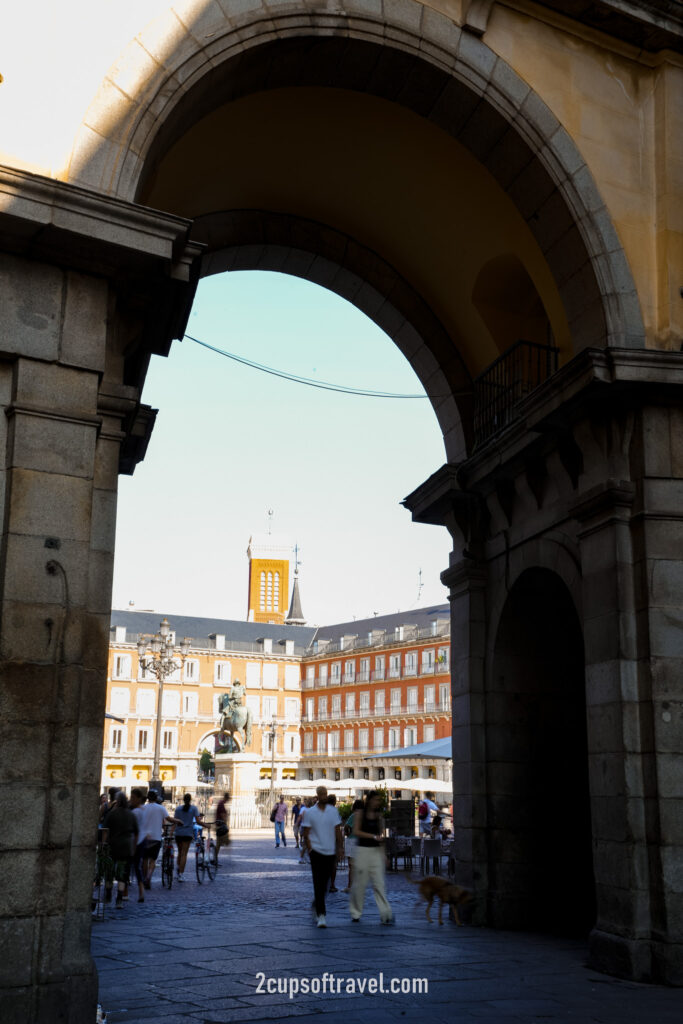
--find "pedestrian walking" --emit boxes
[174,793,204,881]
[291,799,303,848]
[418,791,439,835]
[129,788,148,903]
[301,785,343,928]
[215,792,230,859]
[142,790,178,888]
[327,794,339,892]
[342,799,364,892]
[272,795,288,847]
[103,792,138,907]
[349,791,393,925]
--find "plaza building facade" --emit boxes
[102,610,314,798]
[299,606,452,795]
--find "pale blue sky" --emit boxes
[112,271,452,625]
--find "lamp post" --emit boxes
[136,619,191,791]
[268,716,280,806]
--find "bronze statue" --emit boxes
[215,680,253,753]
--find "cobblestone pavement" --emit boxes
[92,833,681,1024]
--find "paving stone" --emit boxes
[93,834,681,1024]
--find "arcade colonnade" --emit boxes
[0,1,681,1019]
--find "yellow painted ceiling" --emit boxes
[142,87,570,377]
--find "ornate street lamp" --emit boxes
[136,619,191,790]
[268,716,281,807]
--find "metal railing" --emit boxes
[301,699,451,723]
[473,339,559,448]
[306,621,450,656]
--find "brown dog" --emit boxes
[406,874,472,925]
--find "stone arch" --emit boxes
[68,0,645,372]
[486,565,594,935]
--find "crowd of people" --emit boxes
[270,788,449,928]
[97,787,227,906]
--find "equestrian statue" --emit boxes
[215,680,253,753]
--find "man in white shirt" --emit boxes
[142,790,178,888]
[419,792,440,835]
[301,786,343,928]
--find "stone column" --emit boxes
[0,170,199,1022]
[442,560,489,911]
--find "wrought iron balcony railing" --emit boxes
[473,339,559,448]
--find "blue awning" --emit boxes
[365,737,452,760]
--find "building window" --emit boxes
[305,666,315,687]
[421,649,435,673]
[358,728,369,752]
[246,662,261,687]
[437,647,449,670]
[389,654,400,679]
[285,698,298,722]
[110,687,130,716]
[317,733,327,754]
[110,727,124,753]
[407,686,418,709]
[423,724,435,743]
[305,698,314,720]
[404,726,417,746]
[344,660,355,683]
[162,729,176,752]
[344,729,354,751]
[113,654,131,680]
[345,693,355,715]
[286,732,298,755]
[215,661,231,686]
[183,693,198,717]
[260,571,266,611]
[374,690,385,712]
[390,687,401,711]
[374,656,385,681]
[359,691,370,712]
[304,733,314,752]
[330,662,341,683]
[284,665,300,690]
[319,664,328,686]
[359,658,370,682]
[136,689,156,716]
[263,663,278,689]
[404,651,417,676]
[373,727,384,749]
[332,693,341,716]
[263,696,277,720]
[137,729,149,752]
[388,727,400,750]
[439,683,450,709]
[318,696,328,720]
[329,732,340,753]
[246,695,260,719]
[424,685,435,710]
[162,690,180,716]
[184,659,199,682]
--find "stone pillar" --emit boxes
[442,560,489,915]
[0,170,199,1022]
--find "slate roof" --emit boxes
[307,603,450,645]
[110,609,317,651]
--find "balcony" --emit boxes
[358,671,370,682]
[371,670,385,681]
[473,339,559,448]
[403,665,417,677]
[299,699,451,723]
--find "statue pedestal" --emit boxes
[214,752,263,829]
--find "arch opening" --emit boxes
[488,567,595,936]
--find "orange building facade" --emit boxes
[298,610,451,795]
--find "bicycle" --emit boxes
[195,825,218,884]
[161,822,176,889]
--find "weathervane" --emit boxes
[267,508,274,535]
[416,568,423,604]
[293,542,302,575]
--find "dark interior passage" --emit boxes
[488,568,596,936]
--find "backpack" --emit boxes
[270,805,277,823]
[418,801,429,819]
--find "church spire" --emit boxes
[286,569,306,625]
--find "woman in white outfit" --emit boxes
[349,792,393,925]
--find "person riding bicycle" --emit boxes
[142,790,182,888]
[174,793,204,882]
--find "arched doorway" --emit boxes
[488,567,595,936]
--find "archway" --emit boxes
[487,567,595,935]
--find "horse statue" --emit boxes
[215,680,253,753]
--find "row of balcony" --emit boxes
[301,700,451,722]
[304,620,450,657]
[302,663,449,688]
